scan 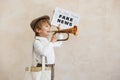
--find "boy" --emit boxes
[30,15,63,80]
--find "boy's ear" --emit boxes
[35,28,41,33]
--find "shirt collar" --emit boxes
[35,36,49,41]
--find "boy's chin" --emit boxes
[45,34,50,37]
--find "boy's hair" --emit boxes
[30,15,51,32]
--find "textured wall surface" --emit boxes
[0,0,120,80]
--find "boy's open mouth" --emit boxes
[47,31,50,33]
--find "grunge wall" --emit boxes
[0,0,120,80]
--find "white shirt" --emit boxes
[33,34,63,64]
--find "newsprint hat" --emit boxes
[30,15,50,31]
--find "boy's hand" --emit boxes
[50,24,61,42]
[50,35,57,43]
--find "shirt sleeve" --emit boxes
[33,40,53,56]
[53,34,63,47]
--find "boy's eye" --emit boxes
[46,25,50,28]
[45,26,48,28]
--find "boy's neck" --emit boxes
[36,35,48,38]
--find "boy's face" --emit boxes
[37,22,51,37]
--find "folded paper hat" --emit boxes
[30,15,50,31]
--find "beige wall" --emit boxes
[0,0,120,80]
